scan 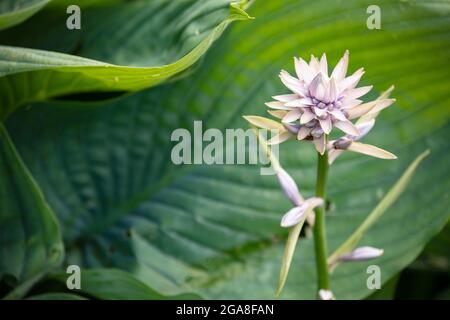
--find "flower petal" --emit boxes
[367,98,396,115]
[309,73,327,101]
[243,115,284,130]
[279,70,308,96]
[285,99,308,107]
[331,50,349,81]
[319,117,332,134]
[265,101,292,110]
[313,106,328,118]
[294,56,314,83]
[313,135,326,155]
[346,101,376,119]
[304,197,324,210]
[334,120,360,136]
[340,98,363,109]
[324,78,338,103]
[328,149,344,164]
[353,119,375,140]
[344,85,373,100]
[297,126,312,140]
[276,168,303,206]
[347,142,397,159]
[319,53,328,76]
[329,109,347,121]
[268,110,288,119]
[380,85,395,99]
[300,109,316,124]
[272,94,298,102]
[280,205,308,228]
[357,98,395,123]
[267,131,293,145]
[298,97,315,105]
[339,67,364,91]
[282,109,302,123]
[309,54,320,73]
[283,123,300,134]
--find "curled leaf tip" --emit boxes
[230,1,255,20]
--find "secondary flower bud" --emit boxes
[338,246,384,262]
[280,197,323,228]
[280,205,307,228]
[276,168,303,206]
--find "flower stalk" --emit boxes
[244,50,400,299]
[313,149,330,291]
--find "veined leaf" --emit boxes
[328,150,430,268]
[0,123,63,298]
[51,268,202,300]
[0,0,252,120]
[0,0,50,31]
[4,0,450,299]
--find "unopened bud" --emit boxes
[276,168,303,206]
[280,204,307,228]
[338,246,384,262]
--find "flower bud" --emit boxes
[280,205,308,228]
[276,168,303,206]
[338,246,384,262]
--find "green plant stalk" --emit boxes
[313,150,330,292]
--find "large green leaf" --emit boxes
[50,268,202,300]
[0,124,63,298]
[0,0,49,31]
[5,0,450,299]
[0,0,252,119]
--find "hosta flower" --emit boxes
[276,167,323,227]
[245,50,397,157]
[337,246,384,262]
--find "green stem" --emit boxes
[313,149,330,293]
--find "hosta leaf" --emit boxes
[0,123,63,298]
[328,150,430,268]
[5,0,450,299]
[50,268,202,300]
[0,0,252,120]
[0,0,49,31]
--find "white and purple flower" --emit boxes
[244,50,397,161]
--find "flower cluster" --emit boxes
[244,50,397,162]
[245,52,393,299]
